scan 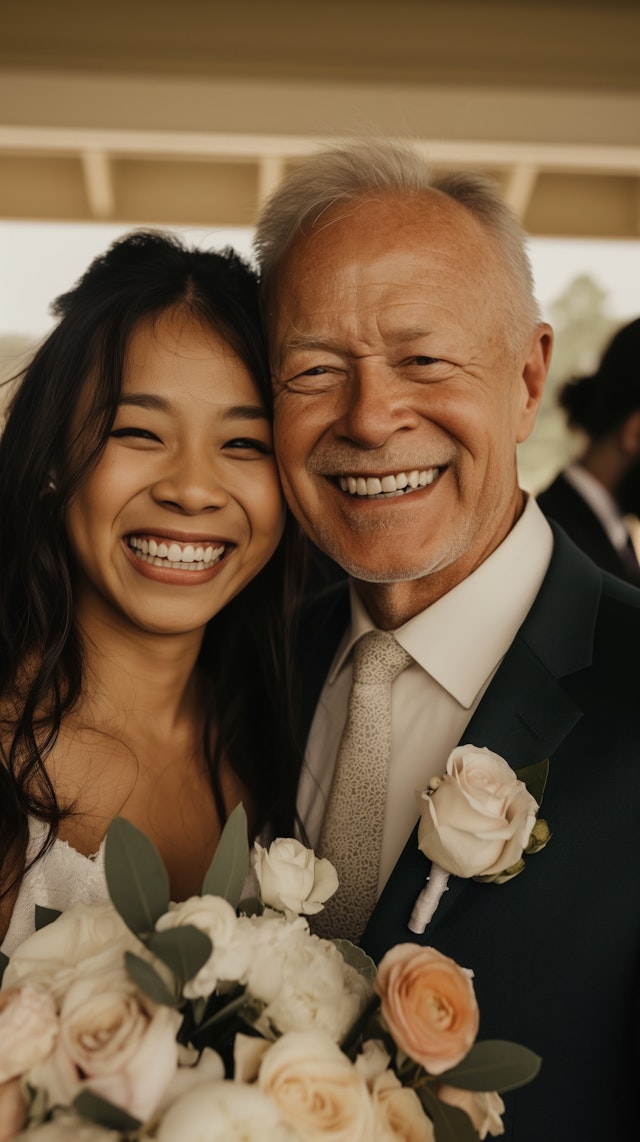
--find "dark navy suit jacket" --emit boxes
[296,527,640,1142]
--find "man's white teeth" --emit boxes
[339,468,440,497]
[127,536,226,570]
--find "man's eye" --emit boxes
[410,356,439,366]
[110,427,160,441]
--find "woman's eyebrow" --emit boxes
[117,394,268,421]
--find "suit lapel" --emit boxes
[362,529,603,957]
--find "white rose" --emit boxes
[0,986,59,1081]
[156,1046,225,1115]
[155,895,252,998]
[254,839,338,918]
[438,1087,505,1139]
[258,1030,377,1141]
[371,1070,436,1141]
[13,1112,119,1141]
[245,917,371,1041]
[28,970,181,1124]
[417,746,538,879]
[155,1080,298,1141]
[3,902,142,1004]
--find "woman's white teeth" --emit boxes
[339,468,440,497]
[127,537,225,569]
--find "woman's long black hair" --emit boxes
[0,230,303,899]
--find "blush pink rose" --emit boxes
[0,986,59,1081]
[374,944,479,1075]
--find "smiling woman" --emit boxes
[0,232,301,952]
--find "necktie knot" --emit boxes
[352,630,413,686]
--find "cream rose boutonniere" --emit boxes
[409,745,550,933]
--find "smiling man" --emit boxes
[255,141,639,1142]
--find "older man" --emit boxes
[255,142,639,1141]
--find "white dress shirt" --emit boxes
[297,496,554,895]
[563,462,632,553]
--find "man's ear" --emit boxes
[619,408,640,457]
[516,323,553,444]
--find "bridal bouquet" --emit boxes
[0,809,540,1141]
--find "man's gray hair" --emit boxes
[254,139,541,342]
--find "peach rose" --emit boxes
[438,1086,505,1139]
[0,986,59,1081]
[0,1078,28,1141]
[417,746,538,880]
[258,1029,377,1140]
[374,944,479,1075]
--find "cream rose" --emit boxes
[155,894,252,998]
[13,1112,120,1141]
[417,746,538,879]
[3,901,142,1003]
[155,1080,297,1141]
[438,1086,505,1139]
[254,839,338,918]
[374,944,479,1075]
[28,970,181,1123]
[0,986,59,1081]
[258,1029,377,1141]
[371,1070,436,1141]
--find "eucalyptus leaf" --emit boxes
[146,924,212,986]
[0,949,8,987]
[438,1040,542,1093]
[332,938,377,983]
[201,803,249,907]
[73,1089,142,1131]
[416,1084,478,1142]
[34,905,62,930]
[124,950,178,1007]
[104,817,170,936]
[516,758,550,807]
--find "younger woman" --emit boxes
[0,231,300,953]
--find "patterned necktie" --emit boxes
[314,630,413,942]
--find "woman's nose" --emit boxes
[151,452,230,515]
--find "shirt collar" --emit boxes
[329,496,554,708]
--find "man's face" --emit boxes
[270,194,550,609]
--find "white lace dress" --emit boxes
[0,819,109,957]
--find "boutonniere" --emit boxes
[409,745,551,933]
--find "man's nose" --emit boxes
[151,451,230,515]
[337,365,421,448]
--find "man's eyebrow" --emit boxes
[117,395,268,421]
[280,329,435,355]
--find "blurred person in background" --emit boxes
[537,318,640,585]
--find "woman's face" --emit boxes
[65,309,284,642]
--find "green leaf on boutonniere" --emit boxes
[525,818,551,854]
[201,802,249,907]
[516,758,550,807]
[73,1090,142,1131]
[124,949,179,1006]
[416,1085,478,1142]
[34,905,62,930]
[145,924,212,987]
[104,817,170,937]
[437,1039,542,1093]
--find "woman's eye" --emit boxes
[224,437,272,455]
[110,427,160,442]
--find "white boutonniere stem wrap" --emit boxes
[409,745,550,934]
